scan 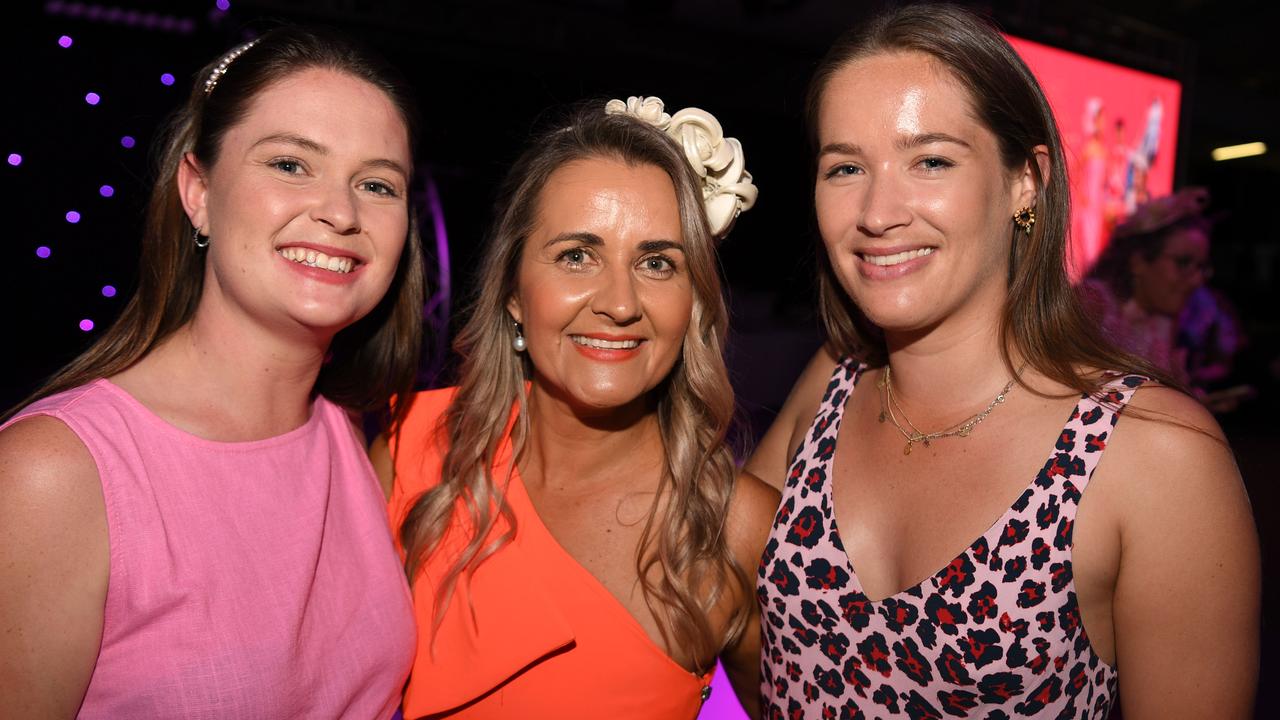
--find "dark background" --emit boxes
[3,0,1276,715]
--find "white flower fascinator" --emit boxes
[605,96,758,239]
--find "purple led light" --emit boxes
[120,135,136,149]
[216,0,231,11]
[160,72,175,86]
[102,285,117,297]
[85,92,101,105]
[36,246,51,258]
[66,210,81,224]
[6,153,20,166]
[58,35,73,48]
[79,319,95,332]
[99,184,115,197]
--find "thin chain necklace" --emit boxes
[876,365,1021,455]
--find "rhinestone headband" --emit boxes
[605,96,757,240]
[203,38,261,95]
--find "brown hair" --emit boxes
[398,102,749,668]
[1088,215,1213,300]
[6,26,425,422]
[806,3,1179,392]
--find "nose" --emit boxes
[857,167,911,237]
[311,180,361,235]
[589,263,642,325]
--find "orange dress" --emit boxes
[387,388,712,719]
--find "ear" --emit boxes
[505,294,523,325]
[176,152,210,233]
[1011,144,1051,212]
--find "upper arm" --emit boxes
[1106,388,1259,718]
[744,346,838,490]
[369,432,395,502]
[0,416,109,718]
[718,471,781,718]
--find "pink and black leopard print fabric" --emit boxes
[759,359,1145,719]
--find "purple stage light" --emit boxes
[160,72,175,86]
[66,210,81,223]
[58,35,74,48]
[6,153,20,166]
[216,0,231,11]
[120,135,136,149]
[99,184,115,197]
[79,319,95,332]
[85,92,101,105]
[36,246,51,258]
[102,285,117,297]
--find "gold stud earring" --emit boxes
[1012,206,1036,236]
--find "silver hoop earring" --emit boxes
[512,322,527,352]
[193,227,209,249]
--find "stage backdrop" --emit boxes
[1006,35,1182,280]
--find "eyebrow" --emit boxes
[818,132,972,158]
[251,133,409,178]
[542,233,685,253]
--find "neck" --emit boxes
[126,298,331,439]
[520,381,662,491]
[881,311,1020,427]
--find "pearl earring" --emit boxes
[512,322,526,352]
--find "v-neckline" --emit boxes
[506,467,710,684]
[824,363,1087,604]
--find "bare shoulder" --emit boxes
[745,345,842,488]
[1107,383,1234,479]
[0,415,108,716]
[726,470,781,567]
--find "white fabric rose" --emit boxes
[605,96,757,239]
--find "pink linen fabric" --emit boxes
[4,379,415,719]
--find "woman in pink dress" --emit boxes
[0,28,423,718]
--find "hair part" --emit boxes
[806,3,1181,394]
[398,101,750,668]
[6,25,425,425]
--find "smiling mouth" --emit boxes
[277,247,357,274]
[859,247,935,267]
[569,335,642,350]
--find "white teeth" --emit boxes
[862,247,935,266]
[277,248,356,274]
[570,335,641,350]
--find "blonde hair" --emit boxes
[399,102,750,667]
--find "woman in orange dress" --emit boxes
[376,97,777,719]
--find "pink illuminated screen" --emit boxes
[1005,35,1182,280]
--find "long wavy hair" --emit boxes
[806,3,1178,393]
[398,103,749,668]
[5,26,425,423]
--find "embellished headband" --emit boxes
[604,96,757,239]
[203,38,261,95]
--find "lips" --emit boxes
[569,334,642,350]
[275,243,365,275]
[858,247,935,267]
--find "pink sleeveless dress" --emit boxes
[3,379,415,719]
[758,360,1140,719]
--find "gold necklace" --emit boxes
[877,365,1020,455]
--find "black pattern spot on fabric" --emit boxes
[1055,428,1076,452]
[813,664,846,698]
[1016,579,1047,608]
[788,613,819,647]
[934,643,975,686]
[1002,556,1027,583]
[978,671,1024,704]
[1084,431,1108,452]
[816,435,837,461]
[1049,560,1072,593]
[842,654,872,698]
[936,689,978,717]
[1010,488,1034,512]
[961,627,1004,668]
[917,619,939,650]
[839,591,873,630]
[857,631,893,676]
[803,466,827,500]
[820,631,851,664]
[873,684,900,713]
[806,557,851,591]
[1079,407,1104,425]
[1053,516,1074,551]
[1035,611,1055,632]
[997,518,1030,548]
[768,559,801,597]
[970,536,990,565]
[786,506,825,548]
[966,581,998,623]
[925,595,968,636]
[1036,495,1061,529]
[1029,537,1051,570]
[1014,675,1063,715]
[893,636,934,686]
[879,597,920,633]
[903,690,944,720]
[935,555,978,597]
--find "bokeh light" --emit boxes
[99,184,115,197]
[36,246,51,259]
[102,285,117,297]
[85,92,101,105]
[160,73,175,86]
[66,210,81,223]
[58,35,73,48]
[79,319,95,332]
[120,135,136,149]
[216,0,231,11]
[6,153,20,166]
